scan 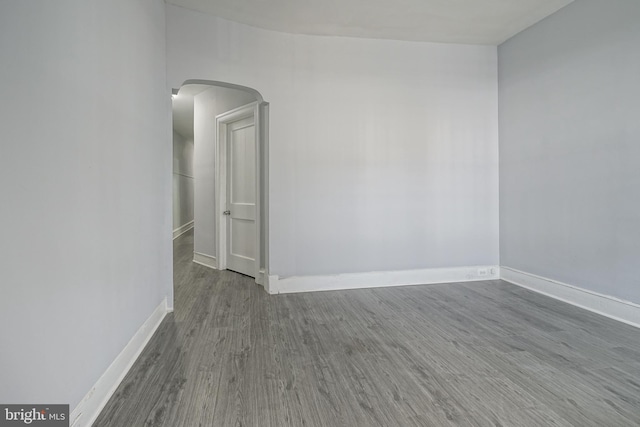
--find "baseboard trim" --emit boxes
[501,266,640,329]
[255,269,266,287]
[267,265,500,295]
[70,297,169,427]
[173,220,194,240]
[193,252,217,269]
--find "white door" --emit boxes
[224,115,257,277]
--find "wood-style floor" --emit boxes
[94,230,640,426]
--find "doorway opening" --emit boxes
[172,79,269,288]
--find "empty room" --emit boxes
[1,0,639,426]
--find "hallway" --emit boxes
[94,230,640,426]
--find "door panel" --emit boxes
[230,218,256,260]
[226,115,257,277]
[230,128,256,204]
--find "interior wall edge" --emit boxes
[267,265,501,295]
[69,298,169,427]
[173,220,195,239]
[501,266,640,329]
[193,252,218,270]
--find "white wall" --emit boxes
[0,0,172,410]
[499,0,640,304]
[193,86,257,258]
[167,6,500,279]
[173,130,194,230]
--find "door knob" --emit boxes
[223,210,231,215]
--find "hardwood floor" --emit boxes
[94,230,640,426]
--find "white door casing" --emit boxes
[216,103,261,279]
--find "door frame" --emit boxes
[215,101,264,282]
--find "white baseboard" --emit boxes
[193,252,217,269]
[255,269,266,287]
[266,265,500,295]
[501,266,640,329]
[173,220,194,240]
[70,298,169,427]
[263,271,278,294]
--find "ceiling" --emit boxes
[172,84,212,139]
[172,1,576,136]
[167,0,574,45]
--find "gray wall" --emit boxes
[499,0,640,303]
[173,130,195,230]
[193,86,257,258]
[167,7,500,279]
[0,0,172,409]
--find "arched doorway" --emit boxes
[172,80,269,289]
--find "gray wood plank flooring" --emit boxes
[94,230,640,426]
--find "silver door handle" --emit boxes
[223,210,231,215]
